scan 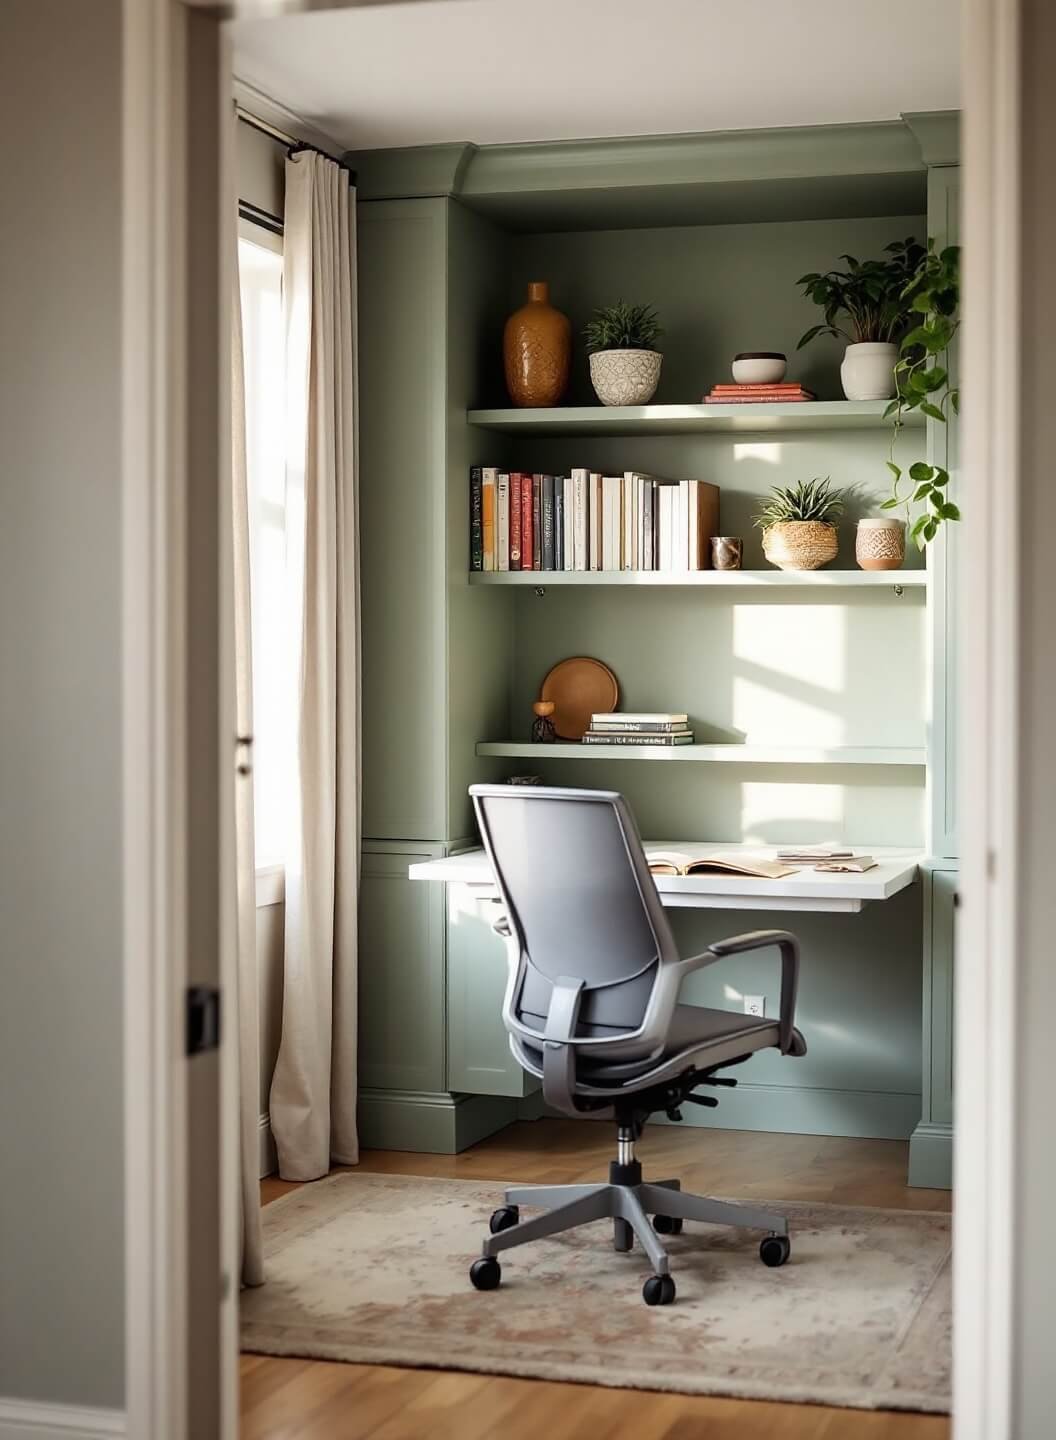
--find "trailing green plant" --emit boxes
[583,300,663,353]
[882,238,961,548]
[754,477,846,530]
[796,237,926,348]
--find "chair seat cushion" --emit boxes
[516,1003,805,1090]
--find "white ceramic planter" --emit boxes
[589,349,662,407]
[840,342,897,401]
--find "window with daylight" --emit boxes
[238,232,292,870]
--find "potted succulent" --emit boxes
[584,300,664,406]
[796,238,925,401]
[755,477,845,571]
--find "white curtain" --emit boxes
[232,243,265,1287]
[269,151,361,1181]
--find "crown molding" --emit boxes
[903,110,961,167]
[232,75,343,160]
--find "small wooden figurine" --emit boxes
[530,699,557,743]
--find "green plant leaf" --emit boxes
[914,483,934,502]
[886,461,902,481]
[920,402,946,422]
[879,496,902,509]
[940,501,961,521]
[931,468,950,487]
[883,399,900,418]
[910,514,929,540]
[909,461,933,482]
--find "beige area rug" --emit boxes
[241,1172,951,1413]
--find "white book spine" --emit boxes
[621,474,632,569]
[687,481,700,570]
[496,472,510,571]
[657,485,670,571]
[589,473,601,570]
[601,476,617,569]
[572,468,588,571]
[677,481,690,572]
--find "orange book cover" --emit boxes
[481,467,497,571]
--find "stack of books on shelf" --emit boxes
[703,382,816,405]
[470,467,719,573]
[582,713,694,747]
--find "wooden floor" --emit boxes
[244,1121,952,1440]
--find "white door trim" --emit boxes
[122,2,186,1439]
[955,1,1021,1436]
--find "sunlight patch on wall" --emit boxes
[739,782,844,846]
[733,442,783,465]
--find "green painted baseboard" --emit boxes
[653,1083,922,1142]
[358,1088,519,1154]
[908,1121,953,1189]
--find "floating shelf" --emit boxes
[476,742,926,766]
[466,401,925,437]
[469,569,926,588]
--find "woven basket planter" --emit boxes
[762,521,839,571]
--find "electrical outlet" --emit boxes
[744,995,766,1018]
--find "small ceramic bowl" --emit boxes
[732,351,787,385]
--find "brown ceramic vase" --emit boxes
[503,281,571,408]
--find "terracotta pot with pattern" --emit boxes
[856,518,905,571]
[503,282,571,408]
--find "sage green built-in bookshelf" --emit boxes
[468,400,926,436]
[353,115,959,1181]
[470,570,927,588]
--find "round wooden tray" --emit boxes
[539,656,619,741]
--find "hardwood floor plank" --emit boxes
[245,1122,951,1440]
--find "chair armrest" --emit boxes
[679,929,801,1055]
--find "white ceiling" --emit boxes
[229,0,960,153]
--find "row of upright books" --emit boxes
[470,467,720,573]
[583,712,695,747]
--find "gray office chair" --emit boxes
[466,783,807,1306]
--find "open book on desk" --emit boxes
[646,850,797,880]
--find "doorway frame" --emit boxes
[123,2,1038,1436]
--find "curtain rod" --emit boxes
[235,105,357,184]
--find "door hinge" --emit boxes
[186,986,221,1056]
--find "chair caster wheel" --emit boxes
[652,1214,683,1235]
[470,1256,501,1291]
[489,1206,519,1235]
[642,1273,676,1306]
[760,1234,791,1267]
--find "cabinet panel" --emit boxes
[447,884,537,1097]
[926,165,960,858]
[359,848,445,1092]
[924,866,957,1126]
[359,199,448,840]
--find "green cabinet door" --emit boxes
[359,198,449,842]
[909,863,957,1187]
[446,884,538,1098]
[359,847,446,1092]
[925,867,957,1127]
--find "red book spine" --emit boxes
[519,474,534,570]
[510,471,524,567]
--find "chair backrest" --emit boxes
[470,784,680,1039]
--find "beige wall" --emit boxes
[0,0,124,1411]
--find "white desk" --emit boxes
[408,843,922,914]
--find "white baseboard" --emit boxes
[0,1398,124,1440]
[258,1111,277,1178]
